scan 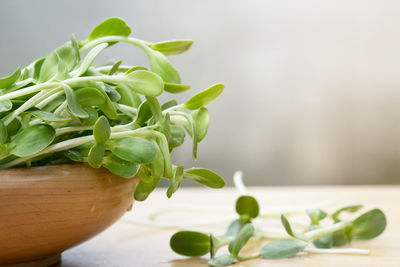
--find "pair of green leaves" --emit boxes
[87,116,110,168]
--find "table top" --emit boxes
[62,185,400,267]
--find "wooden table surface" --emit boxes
[62,186,400,267]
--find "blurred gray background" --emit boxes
[1,0,400,185]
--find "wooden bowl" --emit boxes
[0,163,139,266]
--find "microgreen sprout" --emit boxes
[0,17,225,199]
[167,171,387,267]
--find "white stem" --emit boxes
[3,90,48,125]
[305,222,347,241]
[233,170,247,195]
[35,90,64,109]
[304,247,370,255]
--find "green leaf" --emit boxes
[86,17,131,44]
[33,58,45,80]
[137,165,153,184]
[93,116,111,144]
[183,168,225,188]
[117,85,141,108]
[134,179,153,201]
[76,87,106,106]
[0,67,21,89]
[122,70,164,97]
[104,85,121,102]
[147,140,164,179]
[8,124,55,157]
[0,99,12,112]
[281,214,295,237]
[170,231,210,257]
[145,96,162,122]
[332,229,351,247]
[191,107,209,143]
[236,195,260,219]
[228,223,254,256]
[39,43,79,82]
[164,82,190,93]
[108,60,122,75]
[146,49,181,83]
[332,204,363,222]
[80,107,99,126]
[183,83,224,110]
[64,84,89,118]
[167,165,184,198]
[308,225,333,248]
[103,154,139,178]
[133,101,152,125]
[0,120,8,144]
[150,40,194,56]
[260,239,308,259]
[74,43,108,77]
[208,255,236,267]
[31,110,71,122]
[64,149,84,162]
[306,209,328,225]
[168,125,186,149]
[88,143,105,168]
[226,219,246,237]
[351,209,386,240]
[110,137,156,163]
[161,99,178,110]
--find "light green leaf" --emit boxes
[108,60,122,75]
[31,110,71,122]
[228,223,254,256]
[306,209,328,225]
[150,40,194,56]
[226,219,246,237]
[167,165,184,198]
[0,120,8,144]
[110,137,156,163]
[76,87,106,107]
[64,84,89,118]
[93,116,110,144]
[103,154,139,178]
[8,124,55,157]
[161,99,178,110]
[164,82,190,93]
[260,239,308,259]
[88,143,105,168]
[122,70,164,97]
[86,17,131,44]
[170,231,210,257]
[0,99,12,112]
[40,43,79,82]
[351,209,386,240]
[332,204,363,222]
[183,83,224,110]
[146,49,181,83]
[183,168,225,188]
[117,85,142,108]
[0,67,21,89]
[168,125,185,149]
[191,107,209,142]
[74,43,108,77]
[145,96,162,121]
[133,100,152,125]
[208,255,236,267]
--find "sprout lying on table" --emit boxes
[169,172,387,266]
[0,17,224,200]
